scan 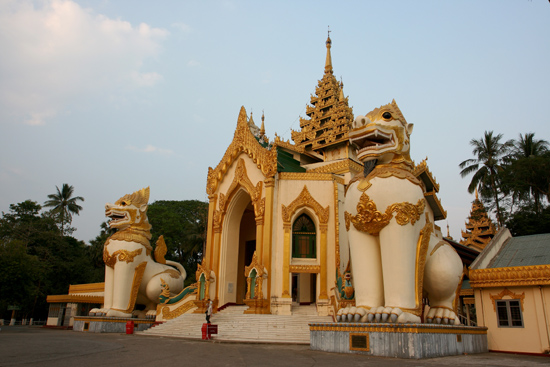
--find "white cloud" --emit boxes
[171,22,192,33]
[126,144,174,156]
[0,0,169,125]
[131,71,163,87]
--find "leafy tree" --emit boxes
[0,199,97,320]
[43,183,84,235]
[0,201,59,248]
[505,133,550,213]
[505,204,550,236]
[459,131,513,227]
[87,221,114,281]
[147,200,208,286]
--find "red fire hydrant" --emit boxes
[126,320,134,334]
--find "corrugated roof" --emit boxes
[489,233,550,268]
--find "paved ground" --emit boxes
[0,326,548,367]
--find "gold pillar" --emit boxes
[263,178,275,310]
[282,223,292,298]
[205,195,217,268]
[319,223,328,299]
[212,222,222,302]
[255,219,264,263]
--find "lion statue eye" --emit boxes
[382,112,392,120]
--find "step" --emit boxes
[139,305,332,344]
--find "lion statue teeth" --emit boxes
[342,100,463,325]
[96,187,186,319]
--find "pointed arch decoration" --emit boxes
[281,185,330,300]
[206,106,277,197]
[282,186,329,225]
[211,158,265,232]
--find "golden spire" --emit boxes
[325,26,332,74]
[475,187,479,200]
[260,110,265,137]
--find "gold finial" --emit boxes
[325,27,333,74]
[447,223,450,237]
[260,110,265,137]
[475,187,479,200]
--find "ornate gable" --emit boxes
[206,107,277,196]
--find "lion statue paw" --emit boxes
[337,305,421,324]
[426,307,460,325]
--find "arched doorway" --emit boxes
[291,213,318,305]
[218,188,257,306]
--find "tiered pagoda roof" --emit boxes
[460,190,497,251]
[290,35,354,153]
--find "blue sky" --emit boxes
[1,0,549,244]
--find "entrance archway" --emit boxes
[218,188,257,306]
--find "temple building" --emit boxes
[460,190,497,251]
[197,35,446,317]
[470,229,550,354]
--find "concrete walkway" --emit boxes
[0,326,548,367]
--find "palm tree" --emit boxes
[509,133,550,212]
[44,183,85,235]
[459,131,513,227]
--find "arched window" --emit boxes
[292,214,316,258]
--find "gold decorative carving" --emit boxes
[346,193,425,236]
[160,300,196,320]
[289,265,321,273]
[309,324,487,335]
[344,211,352,232]
[206,106,277,196]
[69,283,105,294]
[281,185,329,225]
[349,165,423,194]
[413,158,441,192]
[489,288,525,312]
[469,265,550,288]
[279,172,345,185]
[196,262,214,301]
[153,269,181,279]
[111,262,147,313]
[105,228,152,251]
[307,160,363,175]
[403,216,432,317]
[219,158,265,225]
[212,209,222,233]
[103,248,143,268]
[334,181,341,272]
[154,235,167,264]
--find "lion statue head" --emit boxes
[349,99,414,166]
[105,187,152,232]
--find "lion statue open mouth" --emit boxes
[95,187,187,319]
[341,100,463,325]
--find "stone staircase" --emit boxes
[139,304,332,344]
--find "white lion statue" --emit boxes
[95,187,186,318]
[341,100,463,324]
